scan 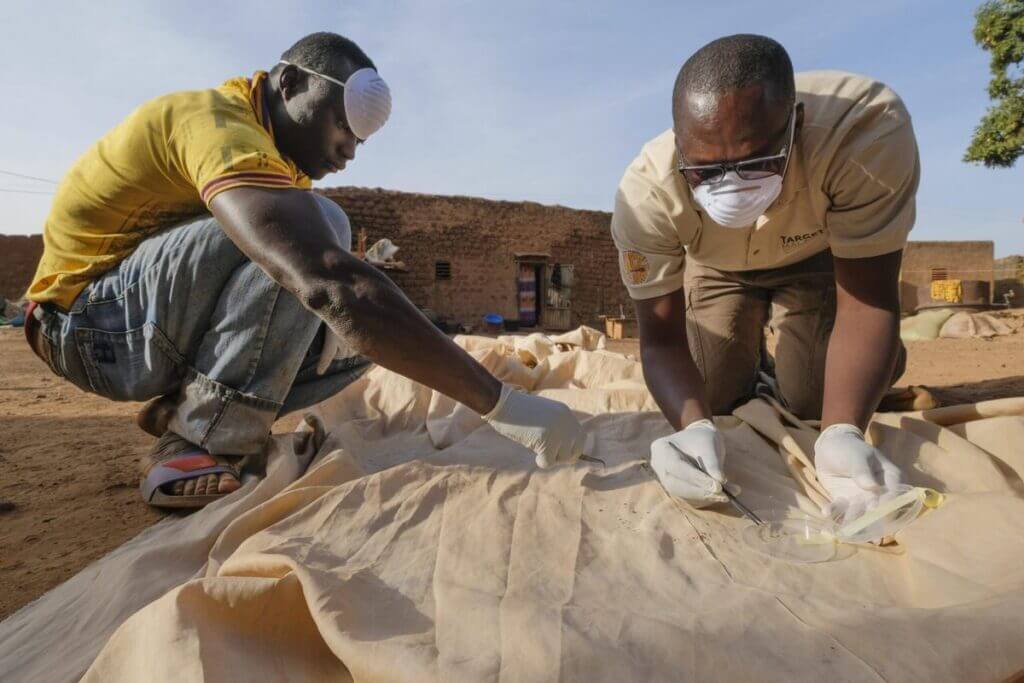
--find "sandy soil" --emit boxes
[2,324,1024,619]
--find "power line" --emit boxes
[0,188,55,195]
[0,169,58,184]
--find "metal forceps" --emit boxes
[667,442,764,525]
[579,454,606,468]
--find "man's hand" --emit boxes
[482,385,586,468]
[650,419,730,508]
[815,423,903,520]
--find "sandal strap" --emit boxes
[161,453,221,473]
[140,460,239,502]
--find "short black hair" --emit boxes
[277,32,376,83]
[673,34,794,122]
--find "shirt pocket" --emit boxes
[74,322,185,401]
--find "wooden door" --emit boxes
[517,263,539,327]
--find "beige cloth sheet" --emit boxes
[2,328,1024,682]
[939,311,1014,339]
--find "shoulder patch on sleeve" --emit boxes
[622,250,651,285]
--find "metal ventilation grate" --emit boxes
[930,267,949,281]
[435,261,452,280]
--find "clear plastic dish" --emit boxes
[742,508,839,564]
[742,486,929,564]
[829,484,925,544]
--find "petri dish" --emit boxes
[830,484,925,544]
[742,507,839,564]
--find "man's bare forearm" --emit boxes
[310,259,501,414]
[820,305,899,430]
[210,187,501,415]
[635,291,711,431]
[640,343,712,431]
[821,251,904,431]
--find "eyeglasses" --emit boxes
[677,106,796,187]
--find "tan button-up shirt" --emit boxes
[611,70,920,299]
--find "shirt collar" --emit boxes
[249,71,273,137]
[247,71,311,185]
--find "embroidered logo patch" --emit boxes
[779,228,824,252]
[622,250,650,285]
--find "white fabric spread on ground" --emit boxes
[2,328,1024,682]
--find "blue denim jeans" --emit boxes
[36,212,370,456]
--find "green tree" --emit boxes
[965,0,1024,167]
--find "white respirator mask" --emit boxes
[683,105,796,229]
[279,60,392,141]
[690,172,784,229]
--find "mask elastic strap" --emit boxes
[278,60,348,89]
[780,104,798,179]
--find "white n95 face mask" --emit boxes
[279,61,392,141]
[691,171,783,229]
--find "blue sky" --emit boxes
[1,0,1021,255]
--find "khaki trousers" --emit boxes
[684,249,905,420]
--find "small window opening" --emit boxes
[930,267,948,281]
[435,261,452,280]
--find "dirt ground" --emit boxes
[2,324,1024,620]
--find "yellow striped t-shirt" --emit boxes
[29,71,311,309]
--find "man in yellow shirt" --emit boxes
[611,34,918,520]
[26,32,587,508]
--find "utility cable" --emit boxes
[0,169,58,184]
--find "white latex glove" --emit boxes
[650,419,730,508]
[814,424,903,520]
[482,384,586,469]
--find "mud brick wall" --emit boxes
[320,187,628,328]
[0,235,44,301]
[0,188,631,326]
[899,240,995,313]
[995,255,1024,308]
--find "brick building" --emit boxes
[995,255,1024,308]
[0,235,44,302]
[14,190,1009,323]
[0,188,631,329]
[899,240,995,313]
[320,187,629,330]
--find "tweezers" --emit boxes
[579,454,606,468]
[667,442,764,525]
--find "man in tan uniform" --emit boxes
[612,34,918,519]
